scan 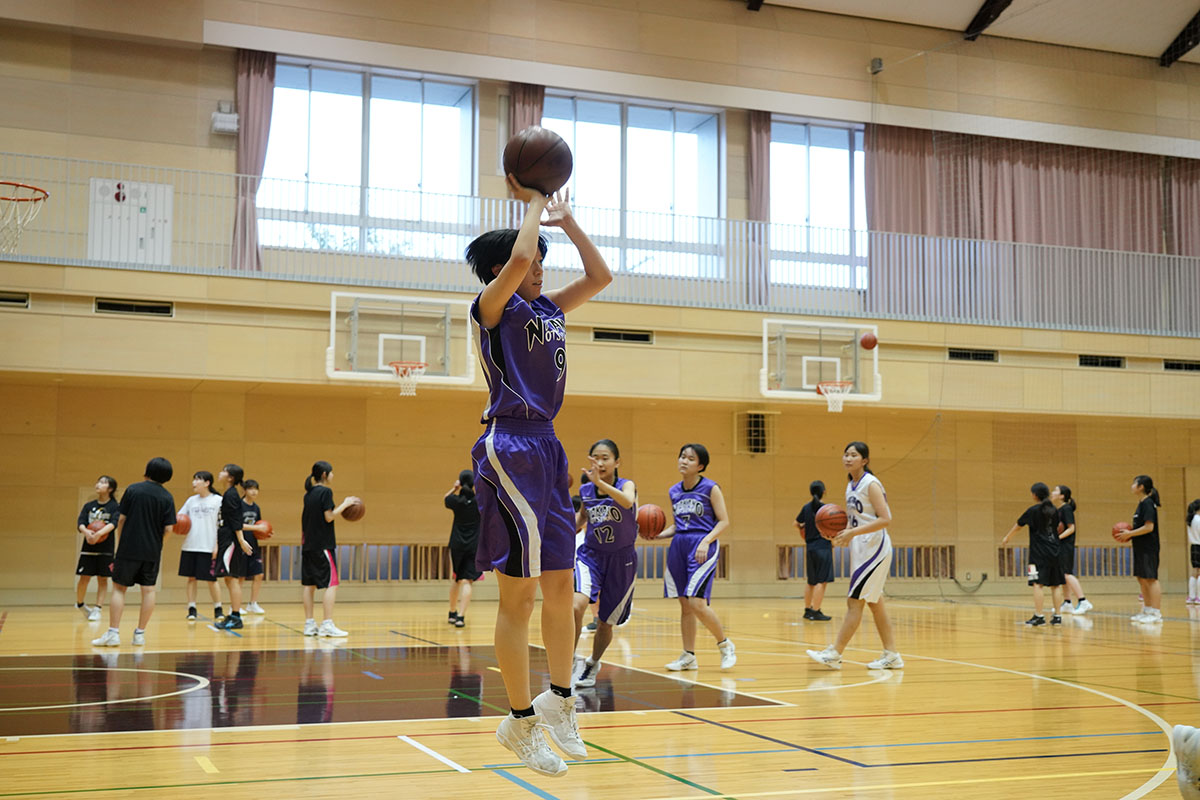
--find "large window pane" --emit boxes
[260,65,311,211]
[308,69,362,215]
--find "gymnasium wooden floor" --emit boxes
[1,595,1195,798]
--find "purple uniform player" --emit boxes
[657,444,737,672]
[467,177,612,778]
[571,439,638,689]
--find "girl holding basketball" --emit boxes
[1114,475,1162,623]
[1000,482,1065,626]
[571,439,638,688]
[807,441,902,670]
[658,443,736,671]
[1052,485,1092,615]
[467,174,611,777]
[301,460,357,637]
[75,476,119,621]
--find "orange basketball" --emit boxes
[636,503,666,539]
[87,519,110,543]
[254,519,274,539]
[815,504,849,539]
[860,331,878,350]
[342,497,365,522]
[174,512,191,536]
[1112,521,1132,541]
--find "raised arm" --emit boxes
[477,177,549,328]
[541,189,612,313]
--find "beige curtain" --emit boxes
[509,82,545,136]
[231,50,276,272]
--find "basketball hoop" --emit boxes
[0,182,49,254]
[816,381,853,413]
[388,361,427,396]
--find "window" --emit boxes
[768,120,866,289]
[259,63,474,257]
[541,95,721,277]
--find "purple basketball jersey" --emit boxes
[471,293,566,422]
[669,476,719,536]
[580,479,638,551]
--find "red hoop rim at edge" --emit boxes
[816,380,853,395]
[388,361,428,373]
[0,181,50,202]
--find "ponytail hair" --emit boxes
[844,441,872,480]
[1031,482,1055,529]
[1187,498,1200,527]
[305,460,333,492]
[223,463,244,487]
[1056,484,1076,511]
[1134,475,1160,507]
[458,469,475,499]
[809,480,825,503]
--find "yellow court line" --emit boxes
[194,756,219,774]
[639,766,1176,800]
[487,666,502,673]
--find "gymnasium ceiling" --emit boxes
[762,1,1200,65]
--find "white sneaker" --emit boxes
[867,650,904,670]
[303,619,318,636]
[495,714,567,777]
[1130,610,1148,621]
[77,604,92,620]
[665,651,698,671]
[719,639,737,669]
[806,645,842,670]
[1060,601,1074,614]
[131,631,145,646]
[318,620,348,637]
[87,606,102,622]
[92,629,120,647]
[1074,599,1093,614]
[532,690,587,759]
[1143,610,1163,623]
[575,658,600,688]
[246,602,265,614]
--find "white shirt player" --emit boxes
[179,493,222,553]
[1189,515,1200,546]
[845,472,891,564]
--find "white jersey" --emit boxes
[1189,515,1200,546]
[845,472,893,602]
[179,493,221,553]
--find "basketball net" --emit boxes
[817,381,853,413]
[0,182,49,255]
[388,361,427,397]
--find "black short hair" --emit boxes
[243,479,259,490]
[193,470,214,489]
[465,229,548,285]
[679,443,710,472]
[145,457,173,483]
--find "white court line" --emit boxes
[397,734,471,772]
[0,667,209,713]
[757,672,893,694]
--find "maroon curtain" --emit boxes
[1166,157,1200,257]
[509,82,545,137]
[745,110,771,305]
[231,50,276,272]
[866,124,1164,252]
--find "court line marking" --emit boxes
[193,756,219,774]
[494,769,562,800]
[0,612,7,636]
[634,766,1175,800]
[756,672,892,694]
[0,667,209,713]
[389,630,443,646]
[397,734,470,773]
[362,671,383,680]
[820,730,1162,749]
[585,740,726,796]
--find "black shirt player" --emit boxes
[444,470,482,627]
[794,480,833,621]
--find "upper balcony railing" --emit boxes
[3,151,1198,337]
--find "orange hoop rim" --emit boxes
[815,380,853,396]
[0,182,49,203]
[387,361,428,375]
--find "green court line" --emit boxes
[0,768,458,797]
[449,687,508,714]
[585,740,730,798]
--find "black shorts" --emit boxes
[805,546,834,585]
[112,559,159,587]
[244,553,264,578]
[76,554,113,577]
[1032,556,1064,587]
[178,551,217,581]
[1058,540,1075,575]
[1133,547,1159,580]
[302,549,339,589]
[451,544,481,582]
[213,541,247,579]
[1191,544,1200,569]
